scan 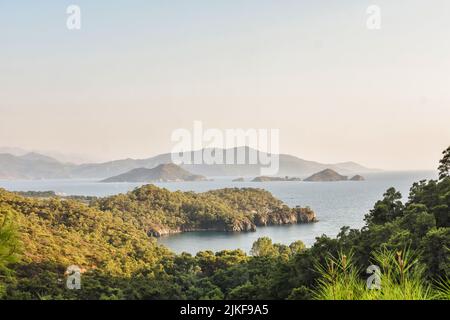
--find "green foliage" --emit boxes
[250,237,305,260]
[313,251,364,300]
[421,228,450,278]
[251,237,278,257]
[0,207,21,297]
[364,188,404,225]
[0,188,173,299]
[289,241,306,254]
[313,248,434,300]
[91,185,306,236]
[0,208,20,269]
[438,146,450,180]
[434,277,450,300]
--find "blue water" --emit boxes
[0,171,437,254]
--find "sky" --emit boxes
[0,0,449,170]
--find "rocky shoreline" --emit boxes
[147,206,317,237]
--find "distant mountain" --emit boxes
[39,151,96,165]
[0,147,380,180]
[0,153,74,179]
[19,152,60,163]
[331,162,374,174]
[350,175,365,181]
[101,163,207,183]
[71,147,379,179]
[304,169,348,182]
[0,147,28,156]
[0,147,95,165]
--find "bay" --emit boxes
[0,170,437,254]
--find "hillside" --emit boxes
[101,163,207,183]
[304,169,348,182]
[0,187,172,299]
[92,185,316,236]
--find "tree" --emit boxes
[250,237,278,257]
[0,210,20,269]
[0,207,21,297]
[438,146,450,180]
[420,228,450,278]
[364,188,404,225]
[288,286,312,300]
[289,241,306,254]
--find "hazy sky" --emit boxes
[1,0,449,170]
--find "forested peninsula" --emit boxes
[92,186,316,236]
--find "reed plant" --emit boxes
[313,248,443,300]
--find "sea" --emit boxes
[0,170,437,254]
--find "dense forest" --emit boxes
[0,147,449,300]
[91,186,316,236]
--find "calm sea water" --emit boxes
[0,171,437,254]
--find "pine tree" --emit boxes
[0,208,21,297]
[438,146,450,180]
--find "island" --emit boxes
[90,185,317,236]
[232,177,245,182]
[101,163,207,183]
[350,175,365,181]
[252,176,302,182]
[304,168,348,182]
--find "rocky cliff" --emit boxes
[96,185,318,237]
[147,205,317,237]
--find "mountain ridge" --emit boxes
[0,147,380,180]
[0,152,75,179]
